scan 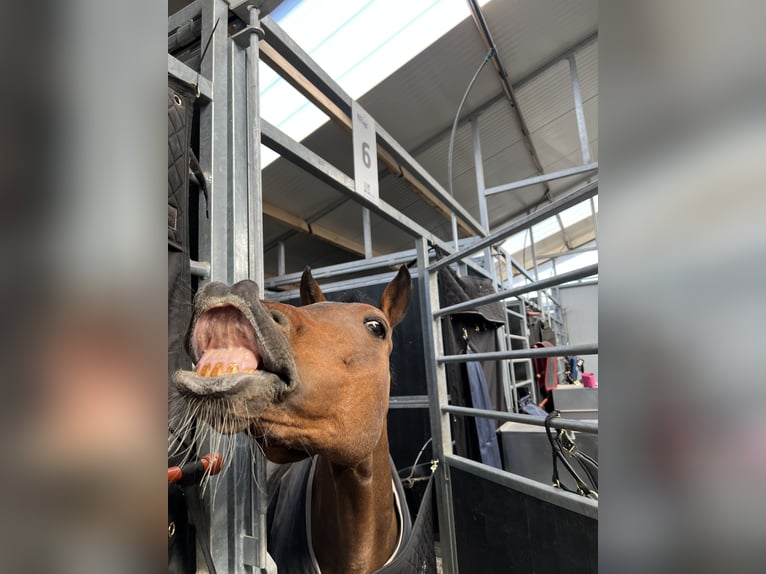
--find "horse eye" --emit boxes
[365,319,386,338]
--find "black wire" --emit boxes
[447,48,495,200]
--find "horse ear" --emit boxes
[300,266,327,305]
[380,266,411,329]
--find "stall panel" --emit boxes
[451,466,597,574]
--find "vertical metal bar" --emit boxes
[498,319,513,414]
[362,207,372,259]
[416,238,458,574]
[247,6,264,290]
[529,227,539,282]
[277,241,286,276]
[246,7,269,571]
[590,196,598,247]
[198,0,229,282]
[469,118,493,275]
[199,1,234,571]
[568,55,591,165]
[230,32,249,283]
[451,214,459,251]
[529,226,547,334]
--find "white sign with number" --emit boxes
[351,101,379,201]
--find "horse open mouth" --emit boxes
[172,281,299,412]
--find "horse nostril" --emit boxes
[270,311,288,328]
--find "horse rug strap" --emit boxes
[268,457,436,573]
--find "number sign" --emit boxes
[352,101,379,201]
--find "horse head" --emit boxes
[173,266,411,467]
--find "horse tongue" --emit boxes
[195,346,260,376]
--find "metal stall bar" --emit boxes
[263,248,420,289]
[194,1,239,572]
[241,7,271,571]
[430,181,598,273]
[416,237,459,574]
[439,343,598,363]
[443,406,598,434]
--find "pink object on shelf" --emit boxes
[582,372,597,388]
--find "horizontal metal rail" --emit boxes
[168,54,213,101]
[266,269,414,302]
[168,0,203,34]
[442,405,598,434]
[439,343,598,364]
[429,181,598,273]
[389,395,430,409]
[263,248,419,289]
[446,454,598,519]
[190,260,211,278]
[484,162,598,196]
[434,264,597,318]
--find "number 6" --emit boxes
[362,142,371,168]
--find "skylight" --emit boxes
[501,197,599,270]
[259,0,491,167]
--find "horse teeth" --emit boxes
[199,364,211,377]
[211,362,224,376]
[226,364,240,374]
[243,368,256,373]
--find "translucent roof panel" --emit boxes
[559,197,598,228]
[501,196,598,262]
[259,0,491,167]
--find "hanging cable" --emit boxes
[447,48,495,199]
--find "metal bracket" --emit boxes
[232,23,265,47]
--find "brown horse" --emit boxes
[173,266,412,574]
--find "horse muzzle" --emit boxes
[172,280,300,415]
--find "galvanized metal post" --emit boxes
[247,5,265,290]
[198,0,236,571]
[470,117,493,276]
[277,241,286,276]
[362,207,372,258]
[198,0,229,282]
[568,54,591,165]
[590,196,598,247]
[417,238,458,574]
[244,6,271,572]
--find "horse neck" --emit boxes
[310,420,398,574]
